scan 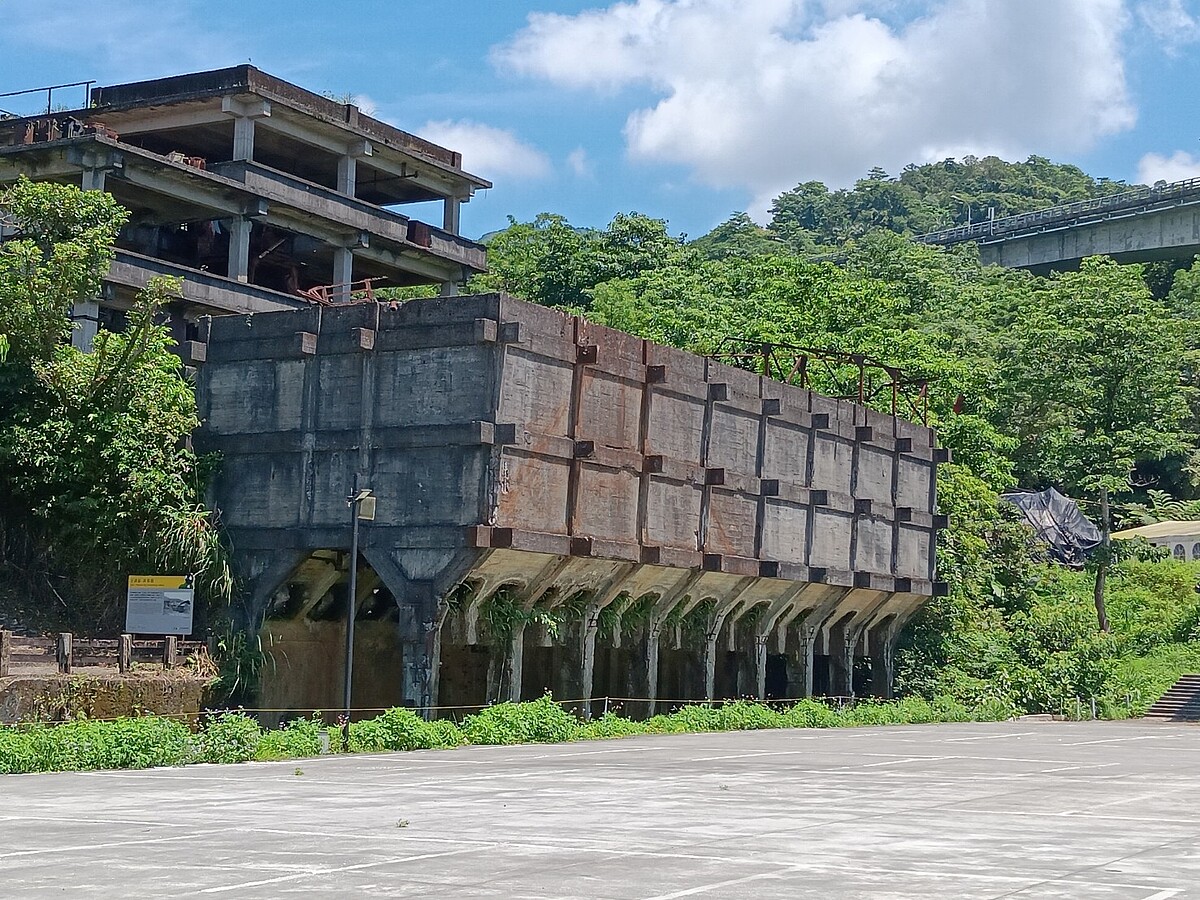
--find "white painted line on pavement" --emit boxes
[189,846,484,895]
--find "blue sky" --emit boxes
[4,0,1200,240]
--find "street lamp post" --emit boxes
[343,476,375,750]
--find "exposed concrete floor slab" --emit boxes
[2,720,1199,898]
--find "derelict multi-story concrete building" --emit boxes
[0,66,488,348]
[2,68,946,717]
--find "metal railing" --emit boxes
[0,80,94,119]
[710,339,930,424]
[918,176,1200,246]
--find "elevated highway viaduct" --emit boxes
[919,177,1200,273]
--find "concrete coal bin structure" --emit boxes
[195,293,946,719]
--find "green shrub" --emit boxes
[577,712,647,740]
[715,701,786,731]
[198,712,261,763]
[256,716,324,761]
[347,708,464,752]
[422,719,466,749]
[461,694,580,745]
[779,699,841,728]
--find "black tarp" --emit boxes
[1000,488,1102,567]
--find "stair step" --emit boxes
[1144,675,1200,721]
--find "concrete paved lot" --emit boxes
[2,720,1199,898]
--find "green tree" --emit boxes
[997,257,1193,631]
[0,178,231,633]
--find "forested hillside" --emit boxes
[763,155,1135,251]
[455,156,1200,715]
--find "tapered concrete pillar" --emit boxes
[227,217,252,282]
[796,624,818,698]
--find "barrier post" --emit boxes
[56,632,72,674]
[163,635,178,669]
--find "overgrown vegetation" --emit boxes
[7,153,1200,720]
[0,693,1017,774]
[0,178,231,634]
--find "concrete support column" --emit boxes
[233,116,255,161]
[443,196,462,235]
[81,168,106,192]
[579,604,600,718]
[227,217,252,282]
[702,627,722,702]
[754,634,770,700]
[337,155,357,196]
[795,624,819,698]
[644,625,661,716]
[506,623,526,703]
[70,300,100,352]
[397,581,442,714]
[557,607,600,716]
[223,97,271,162]
[337,140,371,197]
[870,635,895,699]
[333,247,354,302]
[827,617,859,697]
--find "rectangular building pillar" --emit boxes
[337,154,357,196]
[70,300,100,352]
[81,168,106,192]
[754,635,769,700]
[333,248,354,302]
[227,217,252,282]
[443,197,461,235]
[232,116,255,162]
[506,624,525,703]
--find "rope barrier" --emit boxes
[0,693,870,727]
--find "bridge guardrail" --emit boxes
[918,177,1200,246]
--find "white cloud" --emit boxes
[418,120,551,181]
[495,0,1136,213]
[1137,0,1200,52]
[567,147,594,177]
[1138,150,1200,184]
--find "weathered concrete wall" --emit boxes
[196,293,945,715]
[0,674,209,725]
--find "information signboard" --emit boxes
[125,575,195,635]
